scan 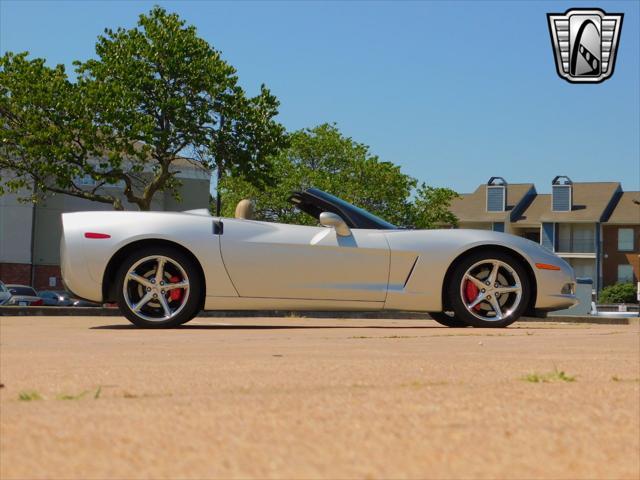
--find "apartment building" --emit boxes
[449,176,639,291]
[602,192,640,286]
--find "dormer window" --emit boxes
[552,176,573,212]
[486,177,507,212]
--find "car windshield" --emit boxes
[307,189,397,229]
[9,286,36,296]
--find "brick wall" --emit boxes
[602,225,640,287]
[33,265,63,291]
[0,262,62,290]
[0,262,31,285]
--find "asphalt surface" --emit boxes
[1,315,638,480]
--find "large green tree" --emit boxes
[206,83,287,215]
[218,123,459,228]
[0,7,285,210]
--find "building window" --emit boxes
[567,258,596,282]
[552,185,572,211]
[618,228,634,251]
[551,177,573,212]
[617,264,634,283]
[487,187,505,212]
[557,224,594,253]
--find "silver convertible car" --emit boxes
[60,188,577,328]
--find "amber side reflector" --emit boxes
[535,263,561,271]
[84,232,111,239]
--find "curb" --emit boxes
[524,315,639,326]
[1,306,638,325]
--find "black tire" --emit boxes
[116,246,202,328]
[446,250,531,328]
[428,311,469,328]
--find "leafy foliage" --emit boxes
[598,283,638,304]
[218,123,459,228]
[0,6,286,210]
[410,184,460,229]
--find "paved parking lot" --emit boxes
[1,315,638,479]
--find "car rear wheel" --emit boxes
[116,246,202,328]
[428,311,468,328]
[446,250,530,328]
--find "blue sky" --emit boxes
[1,0,638,194]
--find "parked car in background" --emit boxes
[38,290,74,306]
[5,285,43,306]
[0,281,11,305]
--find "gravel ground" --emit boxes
[0,315,638,480]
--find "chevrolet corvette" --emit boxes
[60,188,577,328]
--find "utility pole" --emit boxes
[29,185,37,288]
[215,114,225,217]
[215,160,222,216]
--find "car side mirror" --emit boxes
[319,212,352,237]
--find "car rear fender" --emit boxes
[61,211,237,303]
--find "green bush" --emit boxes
[598,283,638,304]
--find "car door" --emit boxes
[219,219,390,301]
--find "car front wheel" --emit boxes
[116,247,202,328]
[447,250,530,328]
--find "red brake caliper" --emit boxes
[464,280,481,311]
[169,275,183,302]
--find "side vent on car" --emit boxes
[403,256,420,288]
[212,220,223,235]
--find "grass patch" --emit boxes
[122,391,172,399]
[522,366,576,383]
[57,391,89,401]
[611,376,640,383]
[402,380,448,388]
[348,335,420,339]
[18,391,42,401]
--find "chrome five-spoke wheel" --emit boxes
[117,247,202,328]
[447,250,530,328]
[123,255,190,322]
[461,259,522,322]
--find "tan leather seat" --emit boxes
[235,199,254,220]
